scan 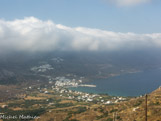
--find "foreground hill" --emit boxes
[114,87,161,121]
[33,87,161,121]
[0,82,160,121]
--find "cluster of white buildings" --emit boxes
[51,86,127,104]
[55,77,81,87]
[31,64,54,72]
[76,93,98,102]
[51,57,64,63]
[53,87,99,102]
[33,83,128,105]
[31,75,127,105]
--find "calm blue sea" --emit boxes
[70,68,161,97]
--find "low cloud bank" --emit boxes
[0,17,161,53]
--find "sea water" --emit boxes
[70,68,161,97]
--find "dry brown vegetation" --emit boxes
[34,88,161,121]
[0,86,161,121]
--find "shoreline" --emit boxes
[78,84,96,87]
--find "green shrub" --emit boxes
[106,118,113,121]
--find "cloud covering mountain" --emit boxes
[0,17,161,53]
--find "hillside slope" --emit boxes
[34,87,161,121]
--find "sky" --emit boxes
[0,0,161,53]
[0,0,161,33]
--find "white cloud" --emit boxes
[0,17,161,52]
[104,0,152,6]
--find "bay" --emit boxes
[70,68,161,97]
